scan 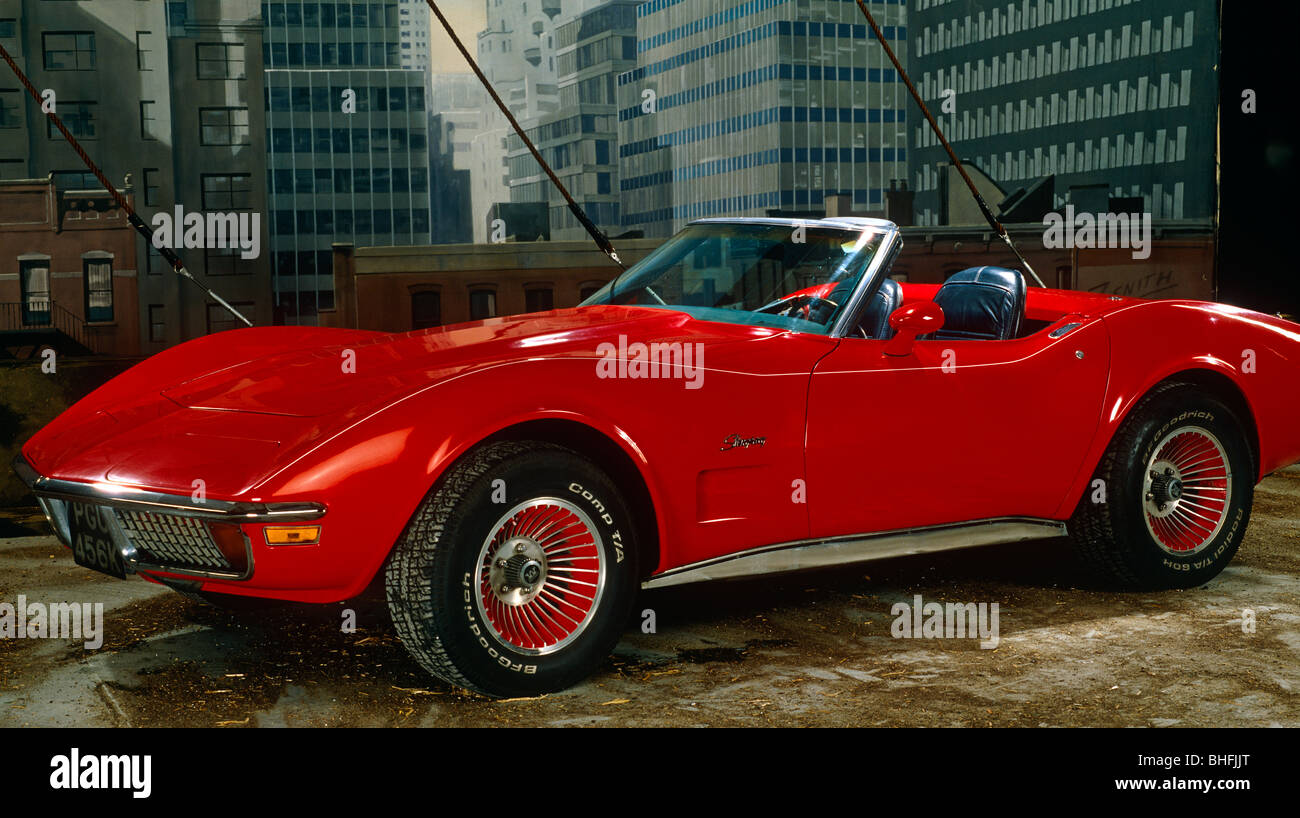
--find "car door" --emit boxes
[804,318,1110,539]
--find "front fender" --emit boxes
[244,357,675,600]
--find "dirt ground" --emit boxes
[2,466,1298,727]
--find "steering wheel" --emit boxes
[755,293,838,322]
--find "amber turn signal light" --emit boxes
[263,525,321,545]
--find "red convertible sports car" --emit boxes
[13,217,1300,697]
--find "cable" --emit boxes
[424,0,626,270]
[852,0,1048,287]
[0,41,254,325]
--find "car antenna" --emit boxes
[0,43,254,326]
[424,0,626,270]
[851,1,1048,288]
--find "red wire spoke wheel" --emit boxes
[475,498,606,655]
[1069,382,1254,590]
[386,441,638,698]
[1142,426,1232,556]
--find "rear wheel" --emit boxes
[1069,382,1254,589]
[385,441,638,697]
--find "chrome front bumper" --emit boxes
[12,454,325,581]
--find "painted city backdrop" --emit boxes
[0,0,1221,355]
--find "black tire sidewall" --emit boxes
[1108,393,1253,588]
[430,449,637,697]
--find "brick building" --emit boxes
[326,238,657,332]
[0,176,141,357]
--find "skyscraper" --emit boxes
[429,72,495,244]
[396,0,432,80]
[506,0,638,241]
[908,0,1218,225]
[471,0,571,241]
[617,0,911,238]
[262,1,433,324]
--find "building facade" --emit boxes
[0,178,141,357]
[429,72,496,244]
[908,0,1219,225]
[0,0,273,350]
[327,237,654,332]
[396,0,431,80]
[262,0,433,323]
[470,0,573,241]
[507,0,637,241]
[617,0,911,238]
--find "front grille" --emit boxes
[114,510,233,572]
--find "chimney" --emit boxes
[885,179,915,226]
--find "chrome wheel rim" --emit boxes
[1142,425,1232,556]
[474,497,606,655]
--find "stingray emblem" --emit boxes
[720,434,767,452]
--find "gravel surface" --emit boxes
[2,466,1298,727]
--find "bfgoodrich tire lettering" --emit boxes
[385,441,638,697]
[1069,382,1254,590]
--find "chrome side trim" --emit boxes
[641,517,1068,590]
[12,455,325,522]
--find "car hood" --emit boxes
[22,306,790,495]
[159,306,708,417]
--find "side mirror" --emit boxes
[883,302,944,357]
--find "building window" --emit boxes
[139,100,158,140]
[167,1,188,32]
[52,170,98,190]
[148,304,165,342]
[525,287,553,313]
[204,247,241,276]
[200,173,252,210]
[0,20,16,40]
[19,259,51,325]
[145,243,163,275]
[199,107,250,146]
[207,301,254,335]
[411,290,441,329]
[136,31,153,70]
[0,89,19,128]
[48,101,96,139]
[469,289,496,320]
[196,42,246,79]
[579,283,604,302]
[144,168,160,206]
[43,32,96,71]
[83,255,113,323]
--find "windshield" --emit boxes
[581,222,887,334]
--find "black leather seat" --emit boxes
[858,277,904,339]
[932,266,1026,341]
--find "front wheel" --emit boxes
[385,441,639,697]
[1069,382,1255,589]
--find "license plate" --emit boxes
[68,503,127,579]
